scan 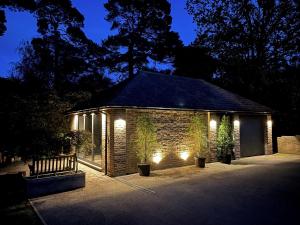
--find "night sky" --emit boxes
[0,0,196,77]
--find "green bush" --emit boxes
[134,115,158,164]
[216,115,234,160]
[188,115,208,158]
[64,130,94,156]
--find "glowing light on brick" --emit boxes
[115,119,126,129]
[267,120,272,127]
[153,152,162,164]
[234,120,240,127]
[180,151,189,160]
[210,120,217,129]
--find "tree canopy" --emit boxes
[103,0,183,78]
[187,0,300,80]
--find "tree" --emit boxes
[135,115,158,163]
[13,0,108,95]
[174,46,216,80]
[186,0,300,84]
[103,0,183,79]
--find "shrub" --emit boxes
[188,115,208,158]
[64,130,94,156]
[216,115,234,160]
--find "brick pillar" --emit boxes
[233,115,241,159]
[106,109,127,177]
[209,113,217,162]
[101,112,106,169]
[264,114,273,155]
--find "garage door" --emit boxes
[240,116,265,157]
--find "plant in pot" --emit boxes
[135,115,157,176]
[188,115,208,168]
[216,116,234,164]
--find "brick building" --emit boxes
[70,72,272,176]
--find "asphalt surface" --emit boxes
[31,154,300,225]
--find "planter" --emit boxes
[137,164,150,176]
[223,154,232,164]
[24,171,85,198]
[195,157,206,168]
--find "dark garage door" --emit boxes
[240,116,265,157]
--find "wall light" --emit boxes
[210,120,217,129]
[73,114,78,130]
[180,151,189,161]
[115,119,126,129]
[152,152,162,164]
[267,120,272,127]
[234,120,240,126]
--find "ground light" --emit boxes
[180,151,189,160]
[152,152,162,164]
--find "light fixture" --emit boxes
[180,151,189,161]
[234,120,240,126]
[267,120,272,127]
[210,120,217,129]
[152,152,162,164]
[73,114,78,130]
[115,119,126,129]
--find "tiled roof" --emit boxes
[75,71,271,113]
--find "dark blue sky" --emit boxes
[0,0,196,77]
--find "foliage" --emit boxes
[64,130,94,156]
[174,46,216,81]
[216,116,234,159]
[187,0,300,74]
[134,115,158,163]
[103,0,183,78]
[188,115,208,158]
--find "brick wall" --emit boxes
[106,109,127,176]
[233,115,241,159]
[125,109,208,175]
[264,115,273,155]
[277,136,300,154]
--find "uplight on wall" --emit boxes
[234,120,240,127]
[115,119,126,129]
[152,152,162,164]
[267,120,272,128]
[210,120,217,129]
[73,114,78,130]
[180,150,189,161]
[83,114,86,130]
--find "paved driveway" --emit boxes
[31,154,300,225]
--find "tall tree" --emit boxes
[186,0,300,86]
[13,0,107,95]
[103,0,183,79]
[174,46,216,80]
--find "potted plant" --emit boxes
[135,115,157,176]
[188,115,208,168]
[216,115,234,164]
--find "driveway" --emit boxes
[31,154,300,225]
